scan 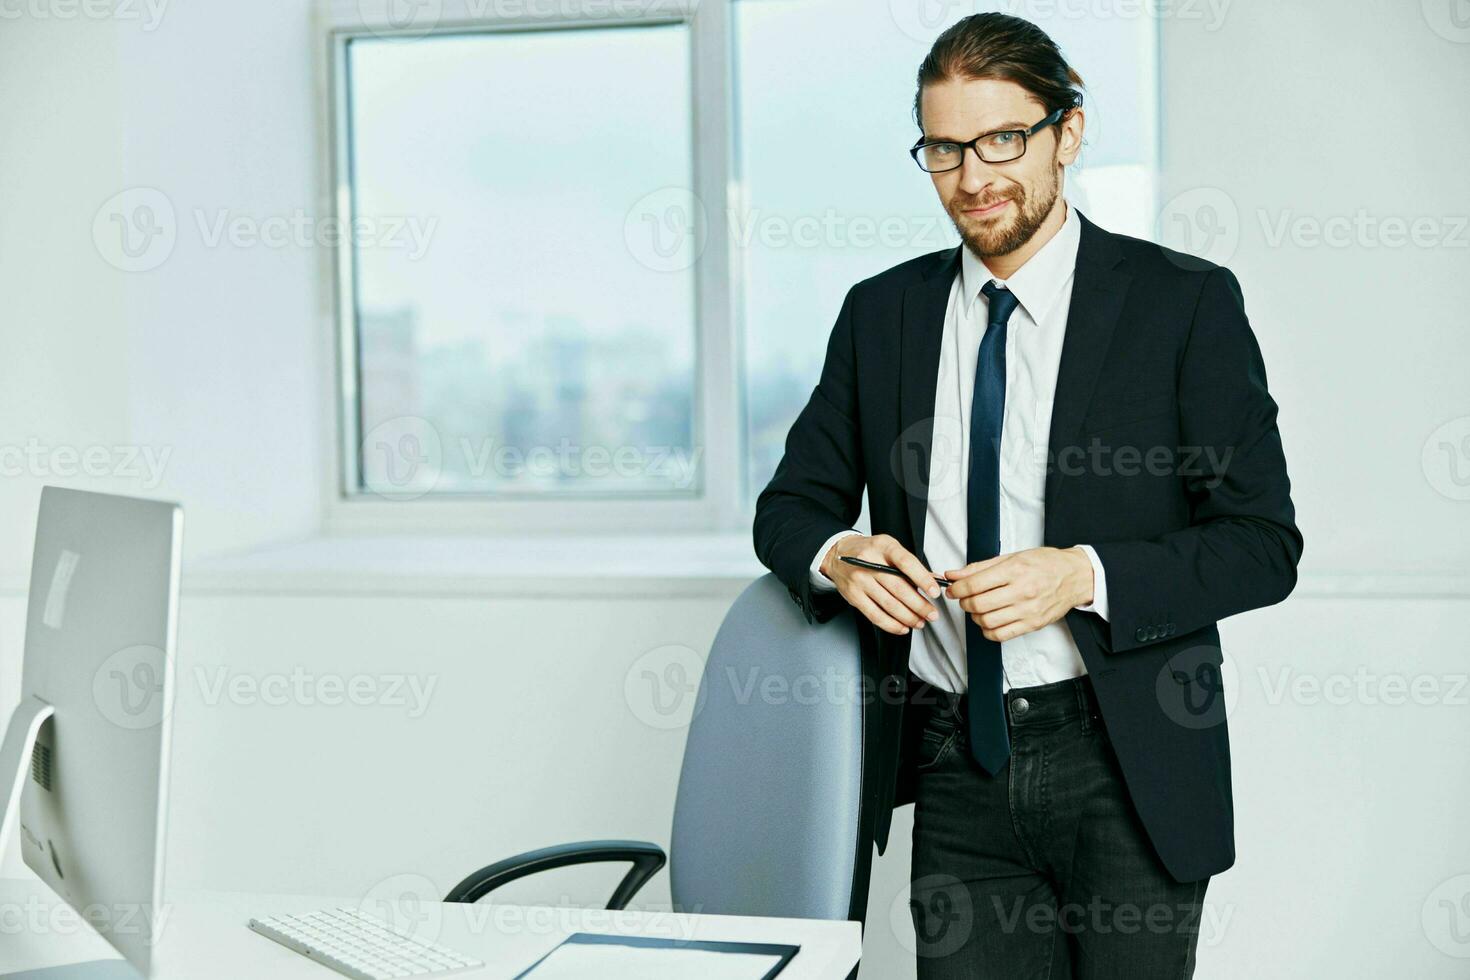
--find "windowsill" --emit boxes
[183,541,1470,601]
[183,532,766,598]
[5,533,1467,601]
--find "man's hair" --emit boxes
[913,13,1085,132]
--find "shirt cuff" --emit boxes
[1073,544,1110,621]
[809,530,862,591]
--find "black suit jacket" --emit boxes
[752,211,1302,884]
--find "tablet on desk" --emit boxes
[514,933,800,980]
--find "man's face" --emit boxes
[918,77,1082,258]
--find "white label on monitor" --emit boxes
[42,549,81,630]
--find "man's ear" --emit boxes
[1057,107,1085,166]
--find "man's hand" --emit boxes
[820,534,942,636]
[944,547,1094,642]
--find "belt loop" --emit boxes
[1084,677,1103,732]
[1074,678,1090,734]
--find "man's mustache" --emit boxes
[952,192,1021,213]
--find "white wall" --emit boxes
[0,13,130,575]
[2,2,1468,979]
[0,1,324,584]
[1155,0,1470,575]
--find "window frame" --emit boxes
[322,0,745,535]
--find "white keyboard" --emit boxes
[249,907,484,979]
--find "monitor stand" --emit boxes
[0,697,142,980]
[0,694,53,862]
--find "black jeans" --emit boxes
[908,676,1208,979]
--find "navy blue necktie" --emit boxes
[966,280,1018,776]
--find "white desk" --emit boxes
[0,879,860,979]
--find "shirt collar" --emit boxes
[960,199,1081,325]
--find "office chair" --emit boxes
[443,573,873,925]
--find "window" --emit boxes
[341,20,700,501]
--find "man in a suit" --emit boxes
[753,13,1302,978]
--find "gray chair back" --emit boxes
[668,574,867,921]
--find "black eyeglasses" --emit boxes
[909,106,1068,173]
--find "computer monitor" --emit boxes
[0,487,182,978]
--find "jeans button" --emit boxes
[1011,697,1030,718]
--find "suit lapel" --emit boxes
[1043,213,1133,540]
[897,247,961,560]
[893,213,1133,555]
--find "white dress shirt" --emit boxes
[809,202,1110,694]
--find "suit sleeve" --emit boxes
[753,286,866,624]
[1089,266,1304,653]
[1074,544,1110,620]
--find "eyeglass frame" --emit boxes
[908,105,1071,173]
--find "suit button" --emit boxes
[1165,624,1176,636]
[1135,627,1148,642]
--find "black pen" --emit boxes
[840,556,953,589]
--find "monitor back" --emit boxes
[19,487,182,977]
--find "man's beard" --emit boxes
[947,165,1060,259]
